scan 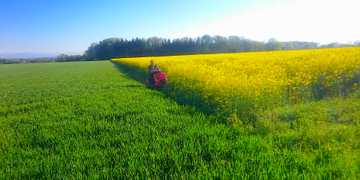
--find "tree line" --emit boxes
[1,35,359,64]
[85,35,324,60]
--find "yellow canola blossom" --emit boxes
[113,47,360,115]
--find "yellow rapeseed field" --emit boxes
[113,47,360,118]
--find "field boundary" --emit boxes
[111,61,220,120]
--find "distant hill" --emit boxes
[0,52,58,59]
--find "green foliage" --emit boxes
[0,61,359,178]
[85,35,319,60]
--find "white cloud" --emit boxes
[174,0,360,44]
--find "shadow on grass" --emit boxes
[112,62,149,84]
[111,61,220,121]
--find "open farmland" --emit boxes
[1,50,360,178]
[113,47,360,122]
[114,47,360,178]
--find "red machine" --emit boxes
[152,71,167,88]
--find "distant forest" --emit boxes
[1,35,360,63]
[85,35,359,60]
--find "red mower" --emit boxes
[150,71,167,88]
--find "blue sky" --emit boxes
[0,0,253,55]
[1,0,359,56]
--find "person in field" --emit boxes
[148,61,167,88]
[148,60,156,87]
[152,65,167,88]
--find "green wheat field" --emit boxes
[1,60,359,179]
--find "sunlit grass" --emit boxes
[1,60,359,178]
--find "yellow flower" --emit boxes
[113,47,360,114]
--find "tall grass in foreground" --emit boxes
[113,47,360,122]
